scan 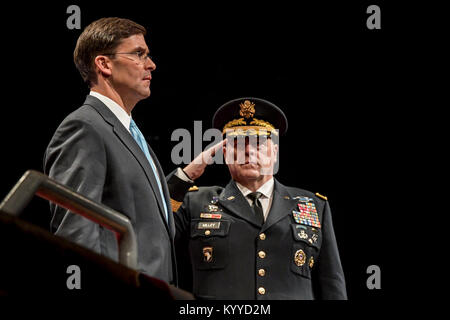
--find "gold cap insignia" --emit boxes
[294,249,306,267]
[239,100,255,119]
[222,100,277,137]
[203,246,213,263]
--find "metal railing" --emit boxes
[0,170,137,269]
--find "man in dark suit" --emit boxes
[44,17,192,283]
[170,98,347,299]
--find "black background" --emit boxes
[0,0,424,308]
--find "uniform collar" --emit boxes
[235,177,274,199]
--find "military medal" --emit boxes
[207,204,219,212]
[293,196,313,202]
[292,210,303,224]
[294,249,306,267]
[309,256,314,268]
[295,202,321,228]
[200,213,222,219]
[211,196,219,204]
[298,230,308,240]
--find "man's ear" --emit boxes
[94,55,113,77]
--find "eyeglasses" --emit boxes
[102,50,153,64]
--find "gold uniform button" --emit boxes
[258,269,266,277]
[259,233,266,240]
[204,230,211,236]
[258,287,266,295]
[258,251,266,259]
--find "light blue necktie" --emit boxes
[129,118,168,222]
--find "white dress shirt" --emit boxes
[236,178,275,221]
[89,90,191,183]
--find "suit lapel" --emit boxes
[218,180,263,228]
[261,179,298,233]
[83,96,170,233]
[112,125,170,232]
[146,144,176,237]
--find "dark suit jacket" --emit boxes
[173,178,347,299]
[44,95,176,283]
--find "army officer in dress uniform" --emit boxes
[168,97,347,299]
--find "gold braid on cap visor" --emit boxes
[222,118,278,136]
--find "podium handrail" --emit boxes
[0,170,137,269]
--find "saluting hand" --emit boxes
[183,139,227,180]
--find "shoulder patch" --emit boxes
[188,185,199,192]
[315,192,328,201]
[170,198,182,212]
